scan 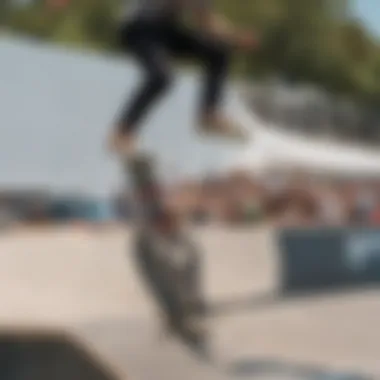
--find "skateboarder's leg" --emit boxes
[110,22,173,156]
[166,24,248,141]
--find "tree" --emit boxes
[3,0,380,104]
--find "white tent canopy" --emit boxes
[228,99,380,178]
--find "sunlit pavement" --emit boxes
[0,226,378,380]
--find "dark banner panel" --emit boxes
[278,228,380,293]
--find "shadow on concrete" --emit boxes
[207,286,380,317]
[0,329,119,380]
[227,358,373,380]
[207,291,280,317]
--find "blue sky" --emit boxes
[353,0,380,37]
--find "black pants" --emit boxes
[118,19,231,134]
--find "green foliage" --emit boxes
[3,0,380,103]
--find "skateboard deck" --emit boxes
[134,229,208,354]
[124,154,208,353]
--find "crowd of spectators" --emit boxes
[163,170,380,228]
[0,170,380,229]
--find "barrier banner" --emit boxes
[278,228,380,293]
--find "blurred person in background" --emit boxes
[316,182,347,226]
[369,187,380,225]
[49,0,258,156]
[351,182,377,225]
[224,171,263,224]
[351,181,377,225]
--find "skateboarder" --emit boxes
[48,0,258,156]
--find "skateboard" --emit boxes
[124,154,208,353]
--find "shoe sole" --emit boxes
[197,129,249,143]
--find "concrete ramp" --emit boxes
[0,227,379,380]
[80,318,231,380]
[0,328,118,380]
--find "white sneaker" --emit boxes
[198,113,250,142]
[108,132,139,159]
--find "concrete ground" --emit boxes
[0,226,379,380]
